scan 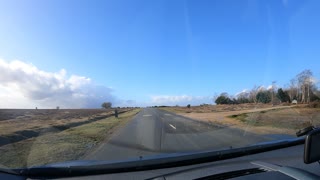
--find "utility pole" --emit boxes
[271,81,276,105]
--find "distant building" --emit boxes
[292,100,298,104]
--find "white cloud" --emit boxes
[150,95,212,106]
[235,89,250,98]
[310,77,318,84]
[258,86,266,91]
[0,59,116,108]
[267,85,273,90]
[114,100,139,107]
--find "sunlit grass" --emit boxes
[0,109,140,168]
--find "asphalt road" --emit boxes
[86,108,291,161]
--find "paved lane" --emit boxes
[86,108,283,161]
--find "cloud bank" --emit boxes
[150,95,212,106]
[0,59,117,108]
[0,59,215,108]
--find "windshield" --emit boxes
[0,0,320,170]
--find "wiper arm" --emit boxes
[0,165,21,178]
[17,137,304,179]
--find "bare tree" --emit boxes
[249,85,260,103]
[296,70,313,104]
[270,81,277,105]
[213,93,219,103]
[289,79,298,102]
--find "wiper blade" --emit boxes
[17,137,304,179]
[0,167,20,176]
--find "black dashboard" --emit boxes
[2,144,320,180]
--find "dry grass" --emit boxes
[160,103,287,113]
[161,104,319,136]
[0,109,140,168]
[0,109,134,148]
[0,109,119,136]
[230,107,320,131]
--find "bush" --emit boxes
[187,104,191,108]
[308,101,320,108]
[101,102,112,109]
[256,91,271,103]
[281,102,291,106]
[277,88,290,103]
[215,95,233,104]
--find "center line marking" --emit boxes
[169,124,176,130]
[143,115,152,117]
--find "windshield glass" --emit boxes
[0,0,320,169]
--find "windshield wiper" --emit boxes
[16,137,304,179]
[0,167,19,176]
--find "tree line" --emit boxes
[215,69,320,105]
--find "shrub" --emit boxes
[308,101,320,108]
[101,102,112,109]
[256,91,271,103]
[215,95,233,104]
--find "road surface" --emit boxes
[85,108,291,161]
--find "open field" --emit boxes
[0,108,140,168]
[0,108,133,146]
[160,104,320,135]
[160,104,290,113]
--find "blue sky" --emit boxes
[0,0,320,107]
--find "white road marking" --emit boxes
[143,115,152,117]
[169,124,176,130]
[164,114,171,116]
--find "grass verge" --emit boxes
[165,105,318,135]
[228,107,316,130]
[0,109,140,168]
